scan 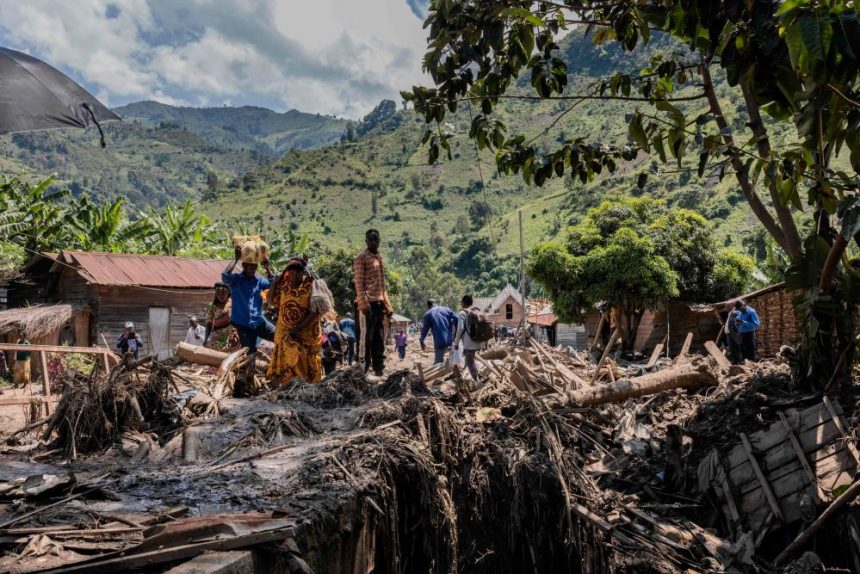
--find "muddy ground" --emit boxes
[1,349,859,573]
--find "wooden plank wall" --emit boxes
[95,286,213,357]
[747,289,799,358]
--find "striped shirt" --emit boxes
[353,249,392,311]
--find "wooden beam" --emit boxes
[36,527,295,574]
[0,344,115,355]
[644,343,664,370]
[822,395,860,466]
[778,412,826,502]
[39,350,52,416]
[590,312,606,348]
[590,328,619,383]
[704,340,732,371]
[678,332,694,358]
[0,396,60,407]
[739,432,784,522]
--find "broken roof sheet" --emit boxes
[55,251,232,289]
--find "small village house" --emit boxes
[7,251,232,359]
[473,284,525,329]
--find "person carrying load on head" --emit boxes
[267,256,323,385]
[353,229,393,379]
[222,236,276,353]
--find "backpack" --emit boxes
[467,308,494,342]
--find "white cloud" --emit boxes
[0,0,430,118]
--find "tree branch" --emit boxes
[700,65,790,254]
[460,93,706,103]
[741,81,802,259]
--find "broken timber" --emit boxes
[543,360,717,409]
[698,399,860,538]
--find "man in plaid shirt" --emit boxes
[353,229,393,377]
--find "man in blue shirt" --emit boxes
[339,312,357,365]
[420,300,458,365]
[222,245,276,353]
[734,299,760,361]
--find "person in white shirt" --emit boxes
[185,316,206,346]
[453,295,485,381]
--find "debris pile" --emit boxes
[1,337,858,573]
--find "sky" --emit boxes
[0,0,432,119]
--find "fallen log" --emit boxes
[542,359,718,409]
[175,342,229,367]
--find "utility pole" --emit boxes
[519,210,527,341]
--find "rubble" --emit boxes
[0,337,858,573]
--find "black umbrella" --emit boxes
[0,47,120,146]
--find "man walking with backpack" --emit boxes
[453,295,494,381]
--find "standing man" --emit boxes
[420,300,458,365]
[222,245,276,353]
[185,316,206,346]
[394,329,408,361]
[353,229,393,378]
[723,304,743,364]
[116,322,143,359]
[454,295,490,381]
[339,312,357,365]
[734,299,760,362]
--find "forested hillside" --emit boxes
[0,102,347,207]
[203,27,794,299]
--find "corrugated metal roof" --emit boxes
[527,312,558,327]
[55,251,233,289]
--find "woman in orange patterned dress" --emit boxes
[267,257,323,385]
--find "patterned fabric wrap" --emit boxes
[206,300,239,352]
[267,276,323,384]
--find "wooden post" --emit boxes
[704,340,732,370]
[39,350,52,416]
[518,209,526,341]
[591,313,606,349]
[416,363,425,383]
[102,351,110,373]
[590,328,620,383]
[679,332,694,358]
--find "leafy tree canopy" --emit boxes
[528,198,754,324]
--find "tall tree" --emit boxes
[404,0,860,384]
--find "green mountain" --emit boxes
[114,101,348,154]
[202,29,773,292]
[0,101,348,207]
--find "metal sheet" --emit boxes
[56,252,232,289]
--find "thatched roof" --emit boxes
[0,304,76,339]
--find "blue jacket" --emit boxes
[222,271,271,328]
[736,306,760,334]
[339,318,356,339]
[420,305,458,349]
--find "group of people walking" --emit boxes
[189,228,396,386]
[167,227,495,389]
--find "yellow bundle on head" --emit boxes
[231,234,270,264]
